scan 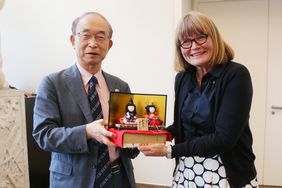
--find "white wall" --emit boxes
[0,0,183,186]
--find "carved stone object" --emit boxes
[0,89,30,188]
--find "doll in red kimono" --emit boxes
[145,103,163,127]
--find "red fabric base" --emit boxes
[109,128,172,148]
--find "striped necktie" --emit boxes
[88,76,112,188]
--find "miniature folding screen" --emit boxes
[108,92,167,128]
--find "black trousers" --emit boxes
[112,161,131,188]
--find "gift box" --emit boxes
[108,92,172,148]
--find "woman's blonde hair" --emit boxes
[174,11,234,72]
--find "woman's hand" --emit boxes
[138,144,167,157]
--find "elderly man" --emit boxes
[33,12,138,188]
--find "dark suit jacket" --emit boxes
[167,61,256,187]
[33,64,136,188]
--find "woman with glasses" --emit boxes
[139,11,258,187]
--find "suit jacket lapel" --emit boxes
[64,65,93,123]
[103,71,118,92]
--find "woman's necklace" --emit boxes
[196,74,202,88]
[196,67,208,89]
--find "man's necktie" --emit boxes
[88,76,112,188]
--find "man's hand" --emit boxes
[86,119,116,146]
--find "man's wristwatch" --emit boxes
[166,144,172,159]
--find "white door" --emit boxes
[263,0,282,185]
[193,0,269,184]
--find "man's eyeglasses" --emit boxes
[180,34,208,49]
[76,32,109,42]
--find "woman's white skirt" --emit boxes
[172,155,258,188]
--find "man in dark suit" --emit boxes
[33,12,138,188]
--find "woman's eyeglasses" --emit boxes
[180,34,208,49]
